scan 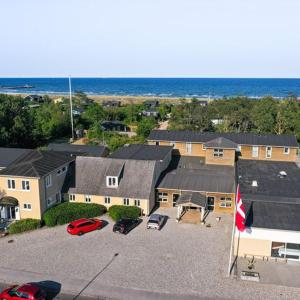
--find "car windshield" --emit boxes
[149,220,159,224]
[68,224,75,229]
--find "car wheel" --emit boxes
[97,226,101,230]
[78,231,84,236]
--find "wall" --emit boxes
[206,192,235,214]
[205,148,235,166]
[234,237,272,257]
[240,145,298,162]
[69,194,149,215]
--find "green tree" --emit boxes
[137,118,157,139]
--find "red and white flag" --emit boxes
[235,184,246,232]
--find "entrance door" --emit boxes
[6,206,20,220]
[172,194,180,207]
[207,197,215,211]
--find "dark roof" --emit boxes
[158,156,235,193]
[48,143,108,157]
[109,144,172,161]
[205,137,238,149]
[177,192,207,207]
[238,160,300,204]
[148,130,298,147]
[244,201,300,231]
[106,160,124,177]
[0,150,75,178]
[69,157,158,199]
[0,148,31,169]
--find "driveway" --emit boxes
[0,210,299,300]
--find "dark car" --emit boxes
[113,218,140,234]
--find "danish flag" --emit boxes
[235,184,246,232]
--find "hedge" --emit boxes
[108,205,141,221]
[43,202,107,227]
[8,219,41,234]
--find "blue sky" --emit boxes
[1,0,299,78]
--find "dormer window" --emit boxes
[106,176,118,188]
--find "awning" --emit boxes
[0,196,18,206]
[176,192,207,208]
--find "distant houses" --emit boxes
[102,100,121,108]
[144,100,160,108]
[24,95,44,103]
[101,121,129,132]
[141,109,159,118]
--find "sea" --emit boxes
[0,78,300,98]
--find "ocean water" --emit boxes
[0,78,300,98]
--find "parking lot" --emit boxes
[0,209,299,300]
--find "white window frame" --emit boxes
[22,180,30,191]
[7,178,16,190]
[252,146,259,158]
[134,199,141,207]
[69,194,76,202]
[158,192,168,202]
[85,195,92,203]
[45,174,52,188]
[266,146,272,158]
[219,197,232,208]
[123,198,130,206]
[213,148,224,157]
[186,143,192,154]
[202,144,206,150]
[104,196,111,204]
[23,203,32,210]
[284,147,290,155]
[106,176,118,188]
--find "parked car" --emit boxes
[0,284,46,300]
[113,218,140,234]
[67,218,104,236]
[0,218,9,233]
[147,214,166,230]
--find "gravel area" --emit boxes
[0,209,299,300]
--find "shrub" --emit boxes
[43,202,107,227]
[108,205,141,221]
[8,219,41,234]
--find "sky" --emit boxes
[1,0,300,78]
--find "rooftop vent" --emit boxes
[278,171,287,178]
[251,180,258,187]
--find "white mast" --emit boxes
[69,76,75,141]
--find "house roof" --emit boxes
[148,130,298,147]
[177,192,207,207]
[69,157,158,199]
[48,143,108,157]
[0,150,75,178]
[158,156,235,194]
[204,137,238,149]
[244,201,300,231]
[238,160,300,204]
[109,144,172,161]
[0,148,32,169]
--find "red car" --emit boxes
[67,218,103,235]
[0,284,46,300]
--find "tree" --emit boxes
[137,118,157,139]
[82,103,105,125]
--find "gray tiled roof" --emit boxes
[148,130,298,147]
[0,150,75,178]
[109,144,172,161]
[69,157,158,199]
[238,160,300,204]
[48,143,108,157]
[204,137,238,149]
[177,192,207,207]
[0,148,31,169]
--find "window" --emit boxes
[55,192,61,203]
[219,197,232,208]
[155,141,160,146]
[123,198,130,205]
[135,199,140,207]
[284,147,290,155]
[213,148,224,157]
[7,179,15,190]
[158,192,168,202]
[23,203,32,210]
[57,166,68,176]
[266,146,272,158]
[62,166,67,173]
[104,196,111,204]
[45,174,52,188]
[69,194,75,201]
[186,143,192,154]
[85,195,92,203]
[252,146,259,158]
[170,142,175,147]
[47,197,55,207]
[207,196,215,211]
[57,169,62,175]
[202,144,206,150]
[106,176,118,188]
[22,180,30,191]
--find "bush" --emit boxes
[8,219,41,234]
[43,202,107,227]
[108,205,141,221]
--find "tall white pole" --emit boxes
[69,76,74,141]
[227,185,238,277]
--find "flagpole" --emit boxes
[227,184,238,277]
[69,75,74,142]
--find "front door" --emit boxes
[172,194,180,207]
[207,197,215,211]
[6,206,20,220]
